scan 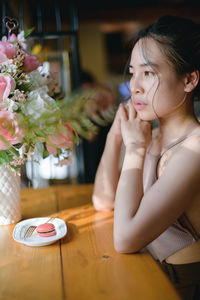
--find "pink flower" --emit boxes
[23,54,42,72]
[0,111,24,150]
[0,41,16,63]
[0,75,16,103]
[46,123,74,156]
[8,34,17,42]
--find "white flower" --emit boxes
[28,62,58,96]
[56,149,72,166]
[22,86,56,119]
[0,59,18,74]
[28,73,47,91]
[2,98,19,112]
[17,31,27,50]
[30,62,51,86]
[38,61,51,76]
[1,32,26,49]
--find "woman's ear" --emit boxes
[184,70,199,92]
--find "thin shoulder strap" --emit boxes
[147,141,154,154]
[154,130,200,179]
[160,131,200,157]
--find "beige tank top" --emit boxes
[143,132,200,262]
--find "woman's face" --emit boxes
[129,38,186,120]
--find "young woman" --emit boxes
[92,15,200,300]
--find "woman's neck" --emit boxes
[158,111,199,148]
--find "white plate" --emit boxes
[13,217,67,247]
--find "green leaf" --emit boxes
[43,149,50,158]
[0,151,12,164]
[24,27,35,38]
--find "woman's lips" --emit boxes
[134,101,147,110]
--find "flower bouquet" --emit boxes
[0,18,114,225]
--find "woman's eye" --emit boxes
[144,71,154,77]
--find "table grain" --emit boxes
[0,184,181,300]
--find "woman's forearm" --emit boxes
[92,132,122,211]
[114,144,146,250]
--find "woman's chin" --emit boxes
[137,111,156,122]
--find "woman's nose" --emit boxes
[130,77,144,95]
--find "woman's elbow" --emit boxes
[114,242,140,254]
[114,242,131,254]
[113,231,142,254]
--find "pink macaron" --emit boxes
[36,223,56,237]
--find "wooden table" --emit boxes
[0,184,181,300]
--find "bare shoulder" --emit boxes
[182,127,200,154]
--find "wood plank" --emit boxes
[0,227,63,300]
[0,187,63,300]
[60,204,181,300]
[21,184,94,219]
[56,184,94,210]
[21,186,58,219]
[0,185,181,300]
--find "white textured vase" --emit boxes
[0,164,21,225]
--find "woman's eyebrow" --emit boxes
[128,62,159,69]
[140,62,159,68]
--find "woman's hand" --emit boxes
[108,103,127,141]
[120,101,151,148]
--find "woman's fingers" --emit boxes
[119,104,129,120]
[119,99,138,122]
[127,100,136,120]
